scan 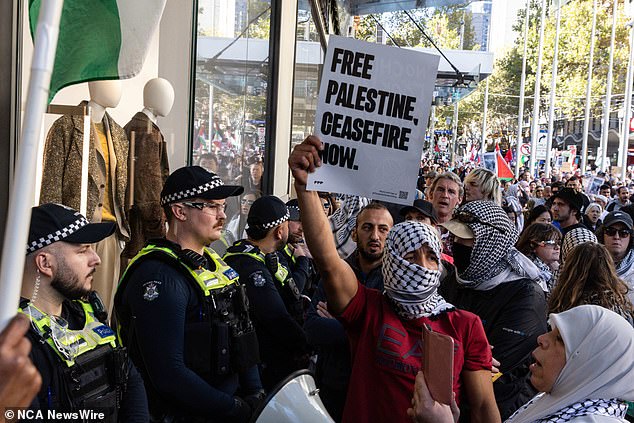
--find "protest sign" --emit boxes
[307,36,440,204]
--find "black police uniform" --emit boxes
[224,240,309,390]
[114,239,263,423]
[21,298,148,423]
[278,243,316,295]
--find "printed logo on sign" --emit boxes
[314,181,324,185]
[399,191,408,200]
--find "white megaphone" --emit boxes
[250,370,334,423]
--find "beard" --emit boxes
[358,246,383,262]
[50,257,92,300]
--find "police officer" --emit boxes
[278,199,315,295]
[20,203,148,422]
[114,166,264,422]
[224,196,308,390]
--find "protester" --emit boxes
[115,166,263,422]
[410,305,634,423]
[607,186,631,212]
[428,172,463,224]
[290,137,500,423]
[516,223,561,293]
[440,200,548,419]
[305,202,393,421]
[399,199,438,225]
[225,191,257,241]
[523,205,552,229]
[463,168,502,205]
[22,203,148,422]
[0,315,41,414]
[598,211,634,304]
[582,202,603,232]
[550,188,585,235]
[549,242,634,326]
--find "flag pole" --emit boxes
[0,0,64,331]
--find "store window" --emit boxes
[193,0,271,248]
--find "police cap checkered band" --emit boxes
[161,166,244,205]
[27,204,115,254]
[248,196,290,230]
[286,199,300,221]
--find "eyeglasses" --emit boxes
[452,210,506,233]
[241,198,254,205]
[181,202,226,215]
[537,240,560,248]
[604,227,632,238]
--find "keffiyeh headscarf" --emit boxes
[506,305,634,423]
[453,201,545,290]
[561,228,597,263]
[382,221,453,320]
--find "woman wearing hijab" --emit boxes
[439,200,548,419]
[290,137,501,423]
[410,305,634,423]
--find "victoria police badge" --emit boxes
[143,281,160,301]
[250,271,266,287]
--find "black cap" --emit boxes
[399,199,438,224]
[27,204,115,254]
[603,211,634,230]
[160,166,244,205]
[247,196,289,230]
[286,199,300,221]
[552,188,584,212]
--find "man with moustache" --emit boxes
[224,196,309,390]
[304,202,393,421]
[115,166,263,422]
[20,203,147,422]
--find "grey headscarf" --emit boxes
[382,221,452,320]
[506,305,634,423]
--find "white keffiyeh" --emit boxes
[382,221,453,319]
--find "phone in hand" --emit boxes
[422,324,454,405]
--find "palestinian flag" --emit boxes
[496,150,514,180]
[29,0,166,102]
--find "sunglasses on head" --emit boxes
[604,227,632,237]
[452,210,506,233]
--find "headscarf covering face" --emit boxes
[506,305,634,423]
[453,201,534,289]
[382,221,452,320]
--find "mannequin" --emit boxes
[40,80,130,314]
[122,78,174,259]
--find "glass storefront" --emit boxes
[194,0,272,244]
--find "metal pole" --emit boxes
[581,0,598,173]
[545,3,562,177]
[530,0,548,178]
[0,0,64,330]
[429,105,436,156]
[208,84,214,143]
[516,0,531,178]
[600,0,619,172]
[451,102,459,165]
[481,77,490,159]
[619,20,634,180]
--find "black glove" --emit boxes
[225,397,252,423]
[243,389,266,413]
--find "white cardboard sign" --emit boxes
[307,36,440,205]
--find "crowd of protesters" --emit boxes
[1,134,634,423]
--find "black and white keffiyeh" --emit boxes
[507,396,628,423]
[453,201,534,290]
[382,221,453,319]
[561,227,597,262]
